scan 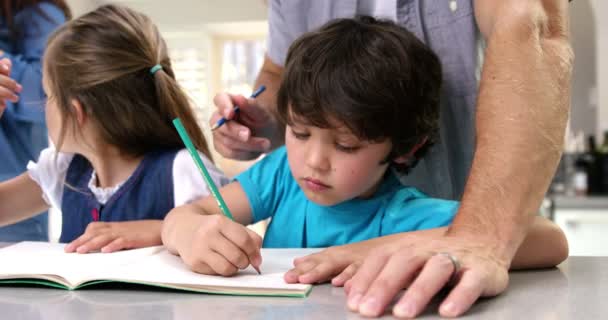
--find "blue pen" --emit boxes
[210,85,266,131]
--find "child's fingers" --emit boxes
[209,234,250,270]
[65,233,96,252]
[101,237,129,253]
[205,250,239,276]
[245,228,263,267]
[297,261,340,284]
[284,259,317,283]
[332,263,360,287]
[219,222,262,269]
[344,279,353,294]
[75,234,115,254]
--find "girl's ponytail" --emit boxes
[44,4,213,160]
[151,64,212,160]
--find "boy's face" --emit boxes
[285,118,392,206]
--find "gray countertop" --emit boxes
[550,195,608,210]
[0,256,603,319]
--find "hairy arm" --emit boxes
[452,0,574,263]
[252,55,285,149]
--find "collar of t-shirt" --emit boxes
[318,171,403,214]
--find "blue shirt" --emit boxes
[236,147,459,248]
[0,3,66,181]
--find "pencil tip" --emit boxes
[254,265,262,275]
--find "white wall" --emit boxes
[594,0,608,139]
[570,0,598,136]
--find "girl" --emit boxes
[162,17,568,278]
[0,4,227,253]
[0,0,70,241]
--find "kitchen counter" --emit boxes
[550,195,608,210]
[0,256,603,319]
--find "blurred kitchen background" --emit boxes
[59,0,608,255]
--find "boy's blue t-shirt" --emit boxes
[236,147,459,248]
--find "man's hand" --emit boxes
[0,57,22,117]
[64,220,163,253]
[211,92,277,160]
[211,55,284,160]
[345,234,509,318]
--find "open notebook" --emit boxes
[0,242,316,297]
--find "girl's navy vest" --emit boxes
[59,150,179,243]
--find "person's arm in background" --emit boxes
[342,0,573,318]
[211,56,284,160]
[211,0,288,160]
[2,3,66,123]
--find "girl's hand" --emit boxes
[173,214,263,277]
[0,57,22,116]
[64,220,163,254]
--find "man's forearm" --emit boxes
[451,0,574,261]
[253,55,285,149]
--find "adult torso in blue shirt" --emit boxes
[0,3,66,241]
[236,147,459,248]
[0,3,65,180]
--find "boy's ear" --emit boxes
[70,98,86,126]
[392,155,411,164]
[392,136,429,165]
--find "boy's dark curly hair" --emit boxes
[277,16,442,173]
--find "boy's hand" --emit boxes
[176,214,263,276]
[283,241,381,285]
[64,220,163,254]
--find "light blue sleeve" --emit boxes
[381,188,459,235]
[235,147,293,223]
[6,3,66,123]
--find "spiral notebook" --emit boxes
[0,242,314,297]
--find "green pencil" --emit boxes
[173,118,261,274]
[172,118,234,220]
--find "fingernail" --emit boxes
[254,254,262,266]
[347,293,363,310]
[359,297,381,317]
[440,302,458,317]
[238,130,249,141]
[15,84,22,93]
[394,301,416,318]
[2,64,8,71]
[261,140,270,150]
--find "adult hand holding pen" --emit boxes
[211,56,285,160]
[0,57,22,118]
[211,92,279,160]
